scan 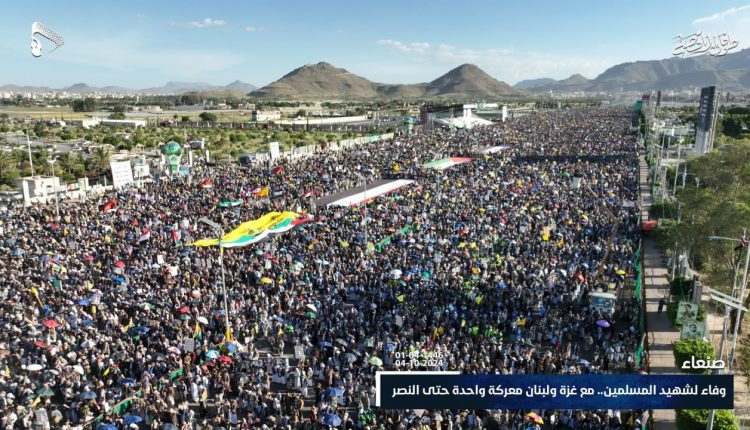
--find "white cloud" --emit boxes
[371,41,615,84]
[184,18,226,28]
[432,44,615,84]
[691,5,750,51]
[245,26,257,32]
[693,5,750,24]
[377,39,430,53]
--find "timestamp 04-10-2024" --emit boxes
[394,350,447,368]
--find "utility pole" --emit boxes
[27,129,35,176]
[728,231,750,370]
[706,232,750,429]
[672,145,681,197]
[48,158,59,217]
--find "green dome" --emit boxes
[163,141,182,155]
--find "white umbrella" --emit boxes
[72,365,85,375]
[26,364,44,371]
[389,269,402,280]
[81,339,96,349]
[197,317,209,325]
[305,304,317,313]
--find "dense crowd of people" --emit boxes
[0,107,646,430]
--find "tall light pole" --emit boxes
[354,172,368,253]
[47,157,59,217]
[199,217,231,341]
[706,233,750,430]
[27,129,35,176]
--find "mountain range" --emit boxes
[515,47,750,93]
[0,81,257,95]
[3,47,750,99]
[249,62,528,100]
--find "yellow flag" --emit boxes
[91,305,97,314]
[200,389,208,401]
[517,318,526,327]
[258,186,269,197]
[30,287,43,307]
[103,367,110,376]
[393,164,399,172]
[475,295,483,305]
[396,295,405,302]
[225,327,233,342]
[4,366,9,377]
[31,396,41,408]
[122,318,133,333]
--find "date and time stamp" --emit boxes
[394,350,448,368]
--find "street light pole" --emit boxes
[728,231,750,371]
[27,130,35,176]
[355,172,368,253]
[706,286,749,430]
[48,158,59,217]
[199,217,231,341]
[706,233,749,430]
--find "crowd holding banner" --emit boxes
[0,107,645,430]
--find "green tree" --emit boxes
[199,112,218,122]
[72,98,96,112]
[90,147,111,176]
[0,151,18,186]
[676,409,738,430]
[673,339,715,375]
[108,112,126,120]
[721,115,746,138]
[102,135,121,146]
[181,115,190,122]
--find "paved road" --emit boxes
[640,153,679,430]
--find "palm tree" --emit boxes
[91,146,111,176]
[57,153,73,175]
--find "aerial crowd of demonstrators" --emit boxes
[0,107,646,430]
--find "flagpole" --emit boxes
[199,217,232,342]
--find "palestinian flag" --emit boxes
[172,230,182,246]
[189,212,312,248]
[50,260,67,273]
[218,200,242,208]
[423,157,473,170]
[139,228,151,242]
[313,179,415,207]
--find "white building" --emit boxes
[252,110,282,122]
[18,175,61,204]
[100,119,147,128]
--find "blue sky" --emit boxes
[1,0,749,88]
